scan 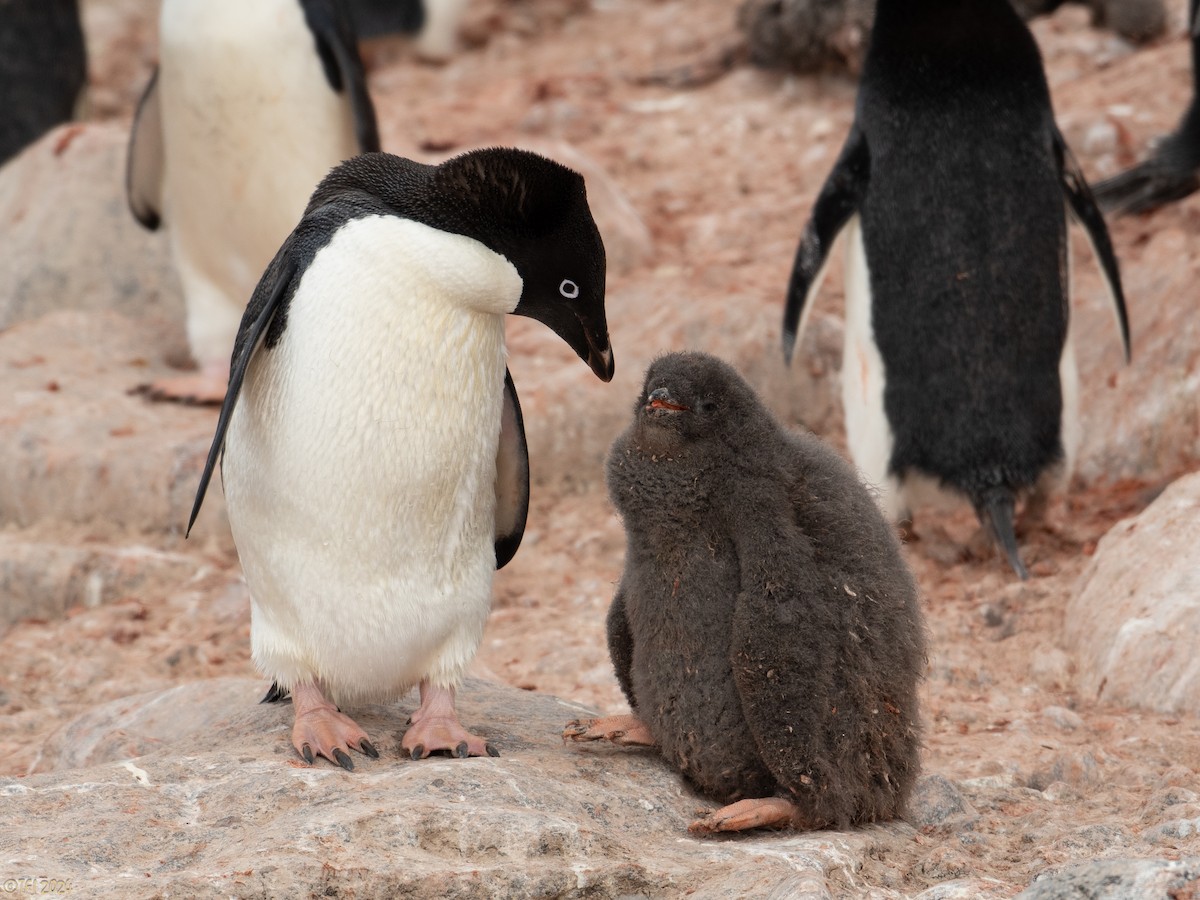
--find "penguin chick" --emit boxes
[566,352,925,834]
[126,0,379,405]
[0,0,87,166]
[188,148,614,769]
[1095,0,1200,215]
[782,0,1130,580]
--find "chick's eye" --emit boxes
[697,398,718,414]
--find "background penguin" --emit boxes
[566,352,924,834]
[126,0,379,405]
[188,148,614,769]
[1095,0,1200,214]
[781,0,1130,580]
[348,0,470,60]
[0,0,87,167]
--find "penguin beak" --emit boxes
[646,387,689,412]
[585,329,615,382]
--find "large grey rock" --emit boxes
[1065,471,1200,713]
[1017,857,1200,899]
[1075,225,1200,483]
[0,122,182,329]
[0,532,200,630]
[4,678,909,898]
[0,310,225,538]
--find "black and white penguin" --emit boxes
[781,0,1130,579]
[566,352,924,834]
[0,0,87,166]
[1095,0,1200,214]
[347,0,470,60]
[126,0,379,404]
[188,148,613,769]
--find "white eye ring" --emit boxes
[559,279,580,299]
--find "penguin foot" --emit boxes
[402,681,496,760]
[688,797,804,835]
[132,371,227,406]
[562,714,656,747]
[290,682,376,770]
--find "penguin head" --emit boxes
[635,352,770,452]
[432,148,614,382]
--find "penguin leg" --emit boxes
[688,797,807,835]
[401,681,498,760]
[561,714,657,747]
[290,681,379,771]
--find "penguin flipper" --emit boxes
[1054,128,1132,362]
[298,0,382,153]
[186,255,298,537]
[494,369,530,569]
[783,122,869,364]
[126,67,164,230]
[605,584,636,708]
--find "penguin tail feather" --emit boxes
[261,682,291,704]
[977,489,1029,581]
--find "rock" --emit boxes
[1017,857,1200,899]
[1064,472,1200,714]
[914,878,1016,900]
[32,678,256,773]
[1040,706,1084,732]
[910,775,979,832]
[0,122,182,330]
[0,310,226,539]
[1075,226,1200,483]
[1010,0,1166,43]
[738,0,875,74]
[5,678,897,897]
[0,532,199,630]
[1024,752,1101,791]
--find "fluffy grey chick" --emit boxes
[565,351,925,834]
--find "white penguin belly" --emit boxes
[158,0,361,365]
[222,216,523,705]
[841,216,904,518]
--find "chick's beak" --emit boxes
[646,387,689,412]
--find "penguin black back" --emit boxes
[605,352,925,829]
[0,0,86,165]
[862,0,1068,513]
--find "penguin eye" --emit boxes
[559,279,580,300]
[697,398,718,415]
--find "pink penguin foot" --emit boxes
[688,797,807,835]
[562,713,657,747]
[290,682,379,771]
[401,681,497,760]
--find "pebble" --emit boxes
[910,774,979,830]
[1041,705,1084,732]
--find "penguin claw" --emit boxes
[411,744,425,761]
[454,741,469,758]
[486,743,500,758]
[289,684,375,771]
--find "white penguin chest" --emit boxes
[224,215,524,579]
